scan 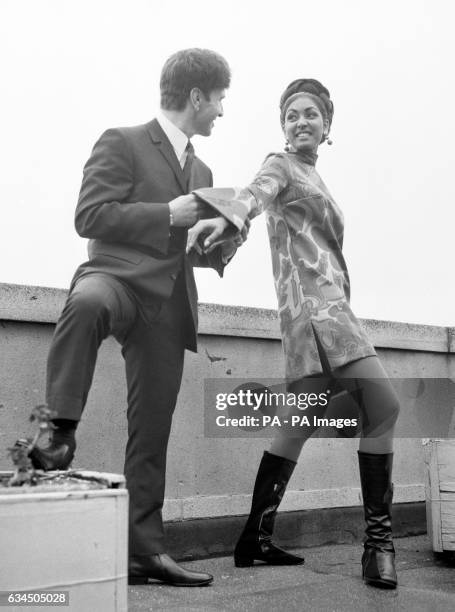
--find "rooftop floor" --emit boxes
[128,535,455,611]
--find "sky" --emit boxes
[0,0,454,327]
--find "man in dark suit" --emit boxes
[30,49,238,586]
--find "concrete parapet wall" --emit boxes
[0,282,454,525]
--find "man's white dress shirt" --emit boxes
[156,112,190,168]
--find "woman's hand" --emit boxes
[187,216,251,255]
[186,217,230,254]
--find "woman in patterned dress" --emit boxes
[187,79,400,589]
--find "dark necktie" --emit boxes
[169,141,195,253]
[182,140,194,189]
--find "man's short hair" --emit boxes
[160,48,231,111]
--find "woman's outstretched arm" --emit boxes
[187,153,289,253]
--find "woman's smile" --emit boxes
[283,95,326,154]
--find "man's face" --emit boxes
[193,88,226,137]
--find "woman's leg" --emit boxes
[334,355,399,589]
[234,376,332,566]
[334,355,400,453]
[270,376,333,461]
[233,449,305,566]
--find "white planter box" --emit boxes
[424,439,455,552]
[0,471,128,611]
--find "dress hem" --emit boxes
[285,347,377,384]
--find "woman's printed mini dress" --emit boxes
[195,151,376,382]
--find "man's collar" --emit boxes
[156,111,188,163]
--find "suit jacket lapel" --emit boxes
[147,119,187,192]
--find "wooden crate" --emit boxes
[424,439,455,552]
[0,471,128,611]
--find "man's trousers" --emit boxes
[46,272,190,557]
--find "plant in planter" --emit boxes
[0,404,128,611]
[3,404,87,491]
[6,403,55,487]
[2,404,108,491]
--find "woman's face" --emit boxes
[283,95,327,154]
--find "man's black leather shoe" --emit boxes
[29,441,75,471]
[128,554,213,586]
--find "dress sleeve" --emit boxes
[246,153,289,217]
[193,153,289,231]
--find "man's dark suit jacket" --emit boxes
[71,118,225,351]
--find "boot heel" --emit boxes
[234,555,254,567]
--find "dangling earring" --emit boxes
[284,139,290,152]
[325,133,333,145]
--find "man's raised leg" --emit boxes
[31,274,136,470]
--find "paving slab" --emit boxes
[128,535,455,611]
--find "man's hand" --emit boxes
[169,194,205,227]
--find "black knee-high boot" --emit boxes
[358,451,397,589]
[234,451,305,567]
